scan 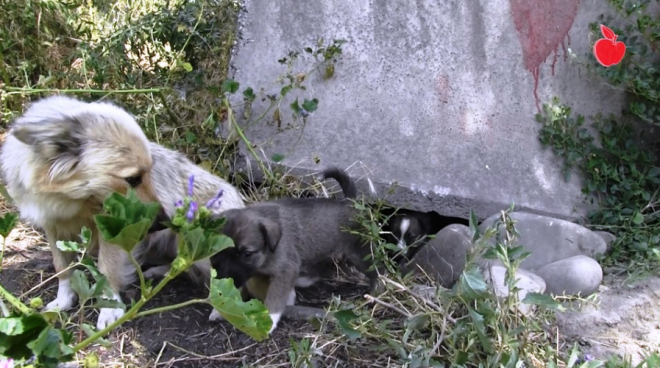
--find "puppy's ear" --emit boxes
[258,218,281,252]
[12,116,84,180]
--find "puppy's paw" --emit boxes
[143,265,171,279]
[97,307,125,330]
[268,312,282,335]
[208,309,225,322]
[44,280,77,311]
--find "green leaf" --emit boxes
[93,189,161,253]
[0,314,49,360]
[280,85,292,96]
[0,212,18,238]
[632,212,644,225]
[333,309,361,340]
[290,98,302,114]
[208,270,271,341]
[80,323,112,348]
[221,79,240,94]
[403,313,428,344]
[56,240,81,252]
[243,87,256,101]
[180,61,193,72]
[468,307,493,354]
[521,292,566,311]
[302,98,319,112]
[26,325,74,365]
[271,153,285,163]
[178,227,234,263]
[456,265,490,300]
[70,270,93,301]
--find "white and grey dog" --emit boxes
[1,95,245,330]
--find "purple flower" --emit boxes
[187,174,195,197]
[206,189,224,210]
[576,354,595,364]
[174,199,183,208]
[186,201,198,222]
[0,359,14,368]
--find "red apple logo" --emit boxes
[593,24,626,67]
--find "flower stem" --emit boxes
[73,267,185,352]
[134,298,208,319]
[0,283,32,315]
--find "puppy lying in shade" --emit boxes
[208,166,377,334]
[381,208,470,264]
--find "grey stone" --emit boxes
[230,0,623,221]
[479,212,607,270]
[534,255,603,297]
[482,264,546,315]
[402,224,473,288]
[593,231,616,253]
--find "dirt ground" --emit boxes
[556,271,660,366]
[0,217,372,367]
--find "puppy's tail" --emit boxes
[318,167,357,199]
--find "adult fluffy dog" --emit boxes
[0,95,245,329]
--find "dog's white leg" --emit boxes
[44,229,78,311]
[268,312,282,334]
[44,278,77,311]
[96,291,125,330]
[286,289,297,306]
[294,276,319,288]
[396,218,411,250]
[96,242,134,331]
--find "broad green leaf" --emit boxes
[26,325,74,366]
[221,79,240,94]
[280,85,292,97]
[521,292,566,311]
[243,87,256,101]
[333,309,361,340]
[93,189,160,252]
[70,270,92,301]
[403,313,428,344]
[271,153,285,163]
[0,213,18,239]
[290,98,302,114]
[181,61,193,72]
[56,240,81,252]
[468,307,493,354]
[302,98,319,112]
[456,265,490,300]
[208,270,271,341]
[0,314,49,360]
[178,227,234,263]
[632,212,644,225]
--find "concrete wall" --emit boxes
[229,0,623,220]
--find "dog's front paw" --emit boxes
[44,280,77,311]
[268,312,282,335]
[143,265,171,280]
[208,309,225,322]
[97,307,125,330]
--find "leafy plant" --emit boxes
[537,97,660,261]
[587,0,660,126]
[0,182,271,367]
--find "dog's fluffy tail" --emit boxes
[318,167,357,199]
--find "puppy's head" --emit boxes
[390,216,426,250]
[210,208,282,286]
[11,96,160,207]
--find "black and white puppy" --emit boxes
[209,167,371,334]
[380,208,470,264]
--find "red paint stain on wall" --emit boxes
[510,0,580,111]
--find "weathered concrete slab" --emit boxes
[229,0,623,219]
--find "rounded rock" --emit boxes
[534,255,603,297]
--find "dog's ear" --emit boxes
[258,218,282,252]
[12,116,85,179]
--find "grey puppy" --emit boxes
[208,166,376,334]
